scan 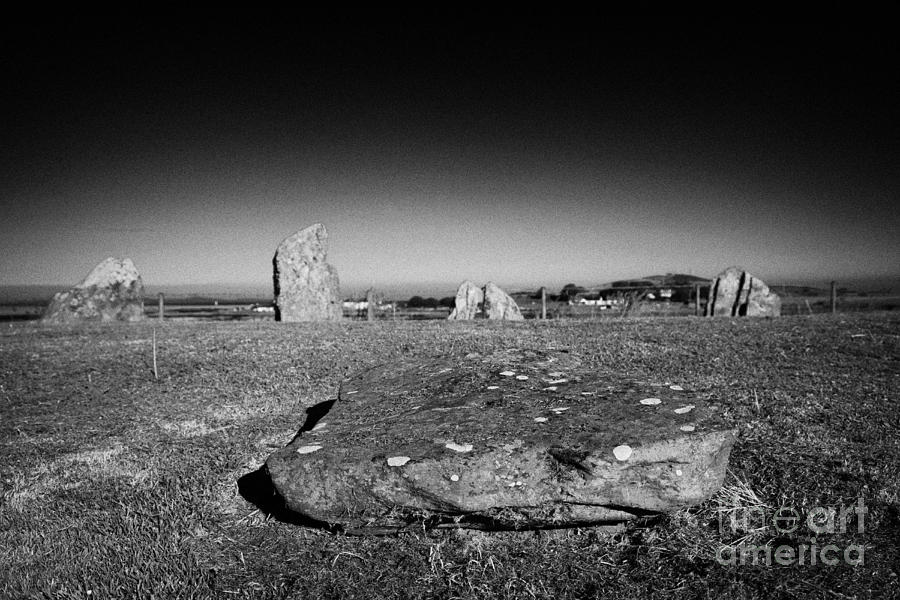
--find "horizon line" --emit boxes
[4,272,899,291]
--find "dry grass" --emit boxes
[1,313,898,598]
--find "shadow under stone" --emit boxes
[237,462,656,536]
[237,466,340,532]
[238,399,341,532]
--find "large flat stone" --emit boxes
[266,350,734,532]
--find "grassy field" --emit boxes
[1,314,898,598]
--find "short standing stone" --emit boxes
[265,350,735,532]
[42,257,144,323]
[447,280,483,320]
[705,266,781,317]
[273,224,342,322]
[482,282,524,320]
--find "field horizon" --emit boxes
[2,273,899,305]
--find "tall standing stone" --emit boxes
[42,257,144,323]
[447,280,483,320]
[483,282,524,320]
[705,267,781,317]
[273,224,342,322]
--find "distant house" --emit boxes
[573,293,622,308]
[250,303,275,313]
[342,300,395,312]
[645,289,675,300]
[576,297,610,308]
[343,300,368,311]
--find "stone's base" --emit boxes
[43,287,144,323]
[266,350,735,532]
[336,517,631,537]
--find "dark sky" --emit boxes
[2,14,897,293]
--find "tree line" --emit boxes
[405,296,455,309]
[404,285,582,309]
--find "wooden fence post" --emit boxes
[366,288,376,322]
[830,281,837,314]
[157,293,164,322]
[541,287,547,320]
[694,283,701,316]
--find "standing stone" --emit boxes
[42,257,144,323]
[264,350,735,533]
[447,280,483,320]
[273,224,342,322]
[705,267,781,317]
[483,282,524,320]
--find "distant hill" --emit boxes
[642,274,712,285]
[772,285,829,297]
[591,273,712,291]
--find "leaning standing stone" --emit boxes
[447,280,483,320]
[483,282,524,320]
[273,224,342,322]
[42,257,144,323]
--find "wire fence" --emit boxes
[4,285,898,322]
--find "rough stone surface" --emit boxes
[42,257,143,323]
[447,280,483,320]
[705,266,781,317]
[273,224,342,322]
[265,350,735,532]
[483,282,524,320]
